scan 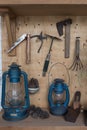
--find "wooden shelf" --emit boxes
[0,0,87,5]
[0,1,87,16]
[0,111,87,129]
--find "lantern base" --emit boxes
[50,106,67,116]
[2,109,29,121]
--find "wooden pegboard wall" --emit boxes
[2,16,87,108]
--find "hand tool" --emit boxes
[84,110,87,126]
[42,34,61,76]
[64,91,81,123]
[56,19,72,58]
[73,91,81,110]
[69,37,83,71]
[31,32,47,53]
[7,33,31,64]
[26,34,31,64]
[7,33,27,53]
[7,32,47,64]
[5,13,16,56]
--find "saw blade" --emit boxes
[7,34,27,53]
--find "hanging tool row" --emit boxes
[7,18,83,76]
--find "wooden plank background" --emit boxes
[0,0,87,4]
[2,16,87,108]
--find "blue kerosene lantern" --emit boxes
[1,63,30,121]
[48,78,70,116]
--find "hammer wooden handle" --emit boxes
[26,34,31,64]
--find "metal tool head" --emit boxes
[38,32,47,40]
[45,34,61,41]
[7,34,27,53]
[31,32,47,40]
[63,18,72,26]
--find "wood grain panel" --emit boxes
[2,16,87,109]
[0,0,87,4]
[1,5,87,16]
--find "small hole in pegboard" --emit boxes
[38,61,40,64]
[50,24,53,26]
[38,98,40,101]
[83,43,86,48]
[38,24,40,26]
[16,59,18,62]
[75,86,77,88]
[62,49,64,52]
[50,74,52,76]
[17,27,19,31]
[34,25,35,28]
[76,24,78,26]
[62,74,64,77]
[75,74,77,77]
[38,74,40,77]
[25,24,27,26]
[86,40,87,43]
[75,26,77,29]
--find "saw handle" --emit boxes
[26,34,31,64]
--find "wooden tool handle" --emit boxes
[65,24,70,58]
[4,13,16,56]
[26,34,31,64]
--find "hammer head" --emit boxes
[39,32,47,41]
[45,34,61,41]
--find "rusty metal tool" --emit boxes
[56,19,72,58]
[7,34,27,53]
[69,37,83,71]
[7,33,31,64]
[7,32,47,64]
[42,34,61,76]
[31,32,47,53]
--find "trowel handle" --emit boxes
[26,34,31,64]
